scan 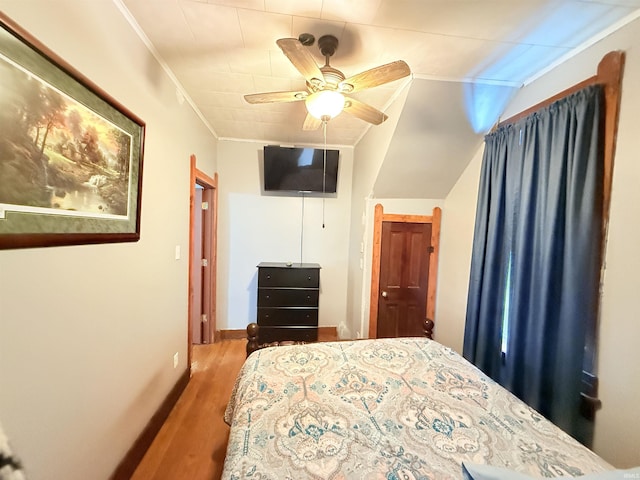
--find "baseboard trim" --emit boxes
[110,368,190,480]
[219,329,246,340]
[318,326,338,341]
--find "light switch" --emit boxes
[175,245,181,260]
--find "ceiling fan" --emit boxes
[244,34,411,130]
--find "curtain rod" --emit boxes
[494,51,623,130]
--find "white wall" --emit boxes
[346,85,411,338]
[0,2,218,479]
[216,139,353,331]
[434,146,483,354]
[435,16,640,468]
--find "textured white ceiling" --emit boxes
[119,0,640,196]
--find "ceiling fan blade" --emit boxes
[276,38,325,87]
[303,113,323,131]
[343,97,388,125]
[339,60,411,93]
[244,90,307,104]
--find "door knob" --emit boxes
[381,291,388,298]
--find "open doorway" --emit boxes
[188,155,218,368]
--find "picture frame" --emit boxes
[0,13,145,249]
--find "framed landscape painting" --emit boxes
[0,13,145,249]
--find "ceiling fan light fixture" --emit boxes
[305,90,345,120]
[245,36,410,129]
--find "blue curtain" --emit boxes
[463,85,604,441]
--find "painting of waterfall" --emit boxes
[0,14,145,249]
[0,58,132,217]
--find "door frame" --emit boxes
[368,204,441,339]
[188,155,218,368]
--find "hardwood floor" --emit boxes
[131,340,245,480]
[132,330,337,479]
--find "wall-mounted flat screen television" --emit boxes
[263,145,339,193]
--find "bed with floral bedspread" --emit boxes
[222,337,611,479]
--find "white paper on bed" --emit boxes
[223,338,611,479]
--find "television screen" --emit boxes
[263,145,339,193]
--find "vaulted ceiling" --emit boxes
[120,0,640,197]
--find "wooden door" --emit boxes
[191,187,204,344]
[199,185,214,345]
[188,156,218,368]
[377,221,432,337]
[368,205,441,340]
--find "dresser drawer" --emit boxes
[257,308,318,327]
[258,267,319,288]
[258,288,319,307]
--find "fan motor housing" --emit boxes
[318,34,339,57]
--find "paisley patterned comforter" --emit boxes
[222,338,611,479]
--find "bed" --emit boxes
[222,332,612,479]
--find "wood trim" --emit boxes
[597,51,624,238]
[110,369,190,480]
[195,169,217,190]
[426,207,442,322]
[318,326,338,339]
[219,329,248,340]
[379,213,434,224]
[368,204,384,338]
[368,204,442,339]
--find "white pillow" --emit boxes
[462,462,640,480]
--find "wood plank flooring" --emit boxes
[131,340,245,480]
[132,330,337,479]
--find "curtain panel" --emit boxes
[463,84,604,441]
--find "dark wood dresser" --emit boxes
[256,262,321,344]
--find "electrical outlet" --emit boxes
[173,352,179,368]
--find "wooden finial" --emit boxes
[246,323,259,356]
[423,318,434,340]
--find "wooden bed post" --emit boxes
[246,323,259,357]
[245,323,309,357]
[423,318,434,339]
